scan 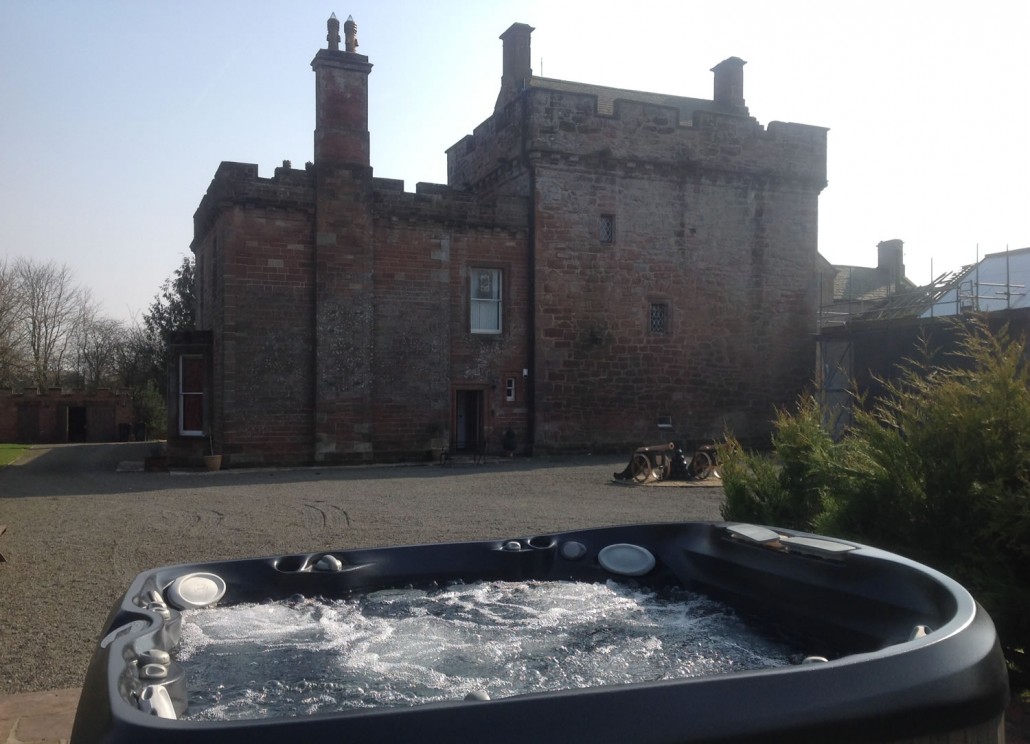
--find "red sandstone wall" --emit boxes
[531,161,818,450]
[191,160,531,466]
[220,204,316,466]
[192,164,317,467]
[360,180,529,459]
[368,205,530,458]
[448,85,826,452]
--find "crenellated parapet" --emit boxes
[371,179,528,233]
[192,162,316,245]
[0,387,131,400]
[448,24,826,199]
[194,160,529,245]
[449,82,826,196]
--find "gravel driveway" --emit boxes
[0,442,725,694]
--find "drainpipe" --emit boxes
[521,92,536,454]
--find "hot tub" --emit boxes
[70,522,1009,743]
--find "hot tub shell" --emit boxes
[71,522,1009,743]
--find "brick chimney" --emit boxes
[711,57,748,115]
[877,239,905,291]
[311,14,373,167]
[495,23,534,113]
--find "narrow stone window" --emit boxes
[649,302,669,334]
[599,214,615,244]
[505,377,516,402]
[470,268,502,334]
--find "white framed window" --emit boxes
[505,377,516,402]
[179,355,205,436]
[471,268,502,334]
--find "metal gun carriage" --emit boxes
[614,420,718,483]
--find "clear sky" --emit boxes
[2,0,1027,323]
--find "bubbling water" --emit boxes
[175,580,799,721]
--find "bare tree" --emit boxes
[0,258,26,389]
[73,292,124,390]
[14,258,81,393]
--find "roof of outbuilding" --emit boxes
[832,265,915,303]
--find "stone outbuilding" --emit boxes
[0,388,134,443]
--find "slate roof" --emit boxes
[527,76,726,120]
[832,265,915,303]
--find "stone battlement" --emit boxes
[449,83,827,195]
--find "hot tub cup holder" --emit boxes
[275,554,310,572]
[498,538,561,576]
[500,535,558,552]
[139,663,168,680]
[139,649,171,666]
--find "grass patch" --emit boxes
[0,443,29,468]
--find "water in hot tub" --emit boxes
[175,579,800,720]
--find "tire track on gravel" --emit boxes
[302,500,350,532]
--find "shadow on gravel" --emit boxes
[0,444,669,499]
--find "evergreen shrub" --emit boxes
[719,319,1030,684]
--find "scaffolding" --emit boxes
[819,269,962,328]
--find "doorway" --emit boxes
[454,389,484,453]
[67,406,87,442]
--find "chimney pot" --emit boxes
[344,15,358,53]
[326,14,341,51]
